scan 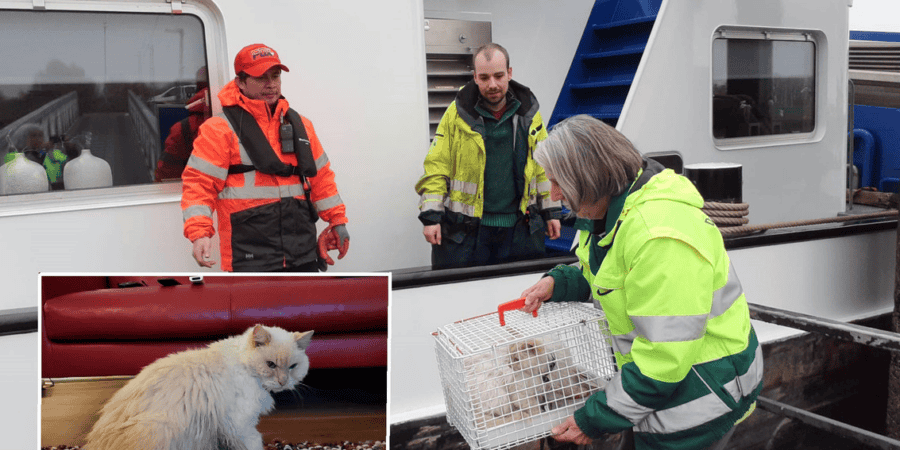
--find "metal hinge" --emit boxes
[166,0,184,14]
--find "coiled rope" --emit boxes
[705,199,898,238]
[703,202,750,227]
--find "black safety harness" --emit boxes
[221,105,319,220]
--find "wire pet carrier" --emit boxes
[433,299,617,450]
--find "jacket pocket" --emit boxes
[279,198,318,265]
[230,202,283,268]
[693,365,739,410]
[441,210,477,244]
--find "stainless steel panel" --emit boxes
[425,18,491,55]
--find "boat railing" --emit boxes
[749,302,900,450]
[126,89,160,181]
[0,91,79,155]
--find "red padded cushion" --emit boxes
[43,277,388,341]
[44,285,231,341]
[41,332,387,377]
[230,277,388,332]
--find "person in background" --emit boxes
[181,44,349,272]
[519,114,763,450]
[415,43,561,270]
[4,124,69,190]
[155,67,211,182]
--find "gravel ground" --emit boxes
[41,440,386,450]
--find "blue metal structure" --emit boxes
[850,30,900,192]
[545,0,662,254]
[850,30,900,43]
[548,0,663,129]
[854,105,900,192]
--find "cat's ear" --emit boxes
[251,324,272,347]
[294,330,314,350]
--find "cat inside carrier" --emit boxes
[433,299,617,450]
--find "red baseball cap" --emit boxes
[234,43,290,77]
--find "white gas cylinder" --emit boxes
[0,153,50,195]
[63,149,112,189]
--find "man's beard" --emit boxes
[481,90,505,107]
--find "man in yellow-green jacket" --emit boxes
[415,43,561,270]
[521,115,762,450]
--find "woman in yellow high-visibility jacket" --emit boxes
[520,114,763,450]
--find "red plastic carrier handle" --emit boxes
[497,298,538,326]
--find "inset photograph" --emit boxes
[40,274,388,450]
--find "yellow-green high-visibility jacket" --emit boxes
[547,166,762,450]
[415,80,558,223]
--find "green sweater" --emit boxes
[476,96,522,228]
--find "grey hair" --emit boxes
[12,123,46,151]
[472,43,510,69]
[534,115,643,213]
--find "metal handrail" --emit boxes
[748,303,900,352]
[0,306,37,336]
[756,396,900,450]
[748,302,900,448]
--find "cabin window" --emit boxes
[712,31,816,141]
[0,9,208,196]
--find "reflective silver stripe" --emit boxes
[446,198,475,216]
[315,152,329,171]
[182,204,212,221]
[631,314,708,343]
[611,314,707,355]
[449,179,478,195]
[604,373,653,424]
[419,194,444,212]
[219,183,305,200]
[611,329,638,355]
[315,193,343,211]
[244,170,256,187]
[186,154,228,180]
[723,343,764,402]
[536,179,551,194]
[634,346,763,434]
[710,263,744,319]
[607,346,764,434]
[634,389,732,434]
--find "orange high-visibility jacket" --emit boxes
[181,80,347,271]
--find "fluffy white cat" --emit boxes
[85,324,314,450]
[466,338,561,429]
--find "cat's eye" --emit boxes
[289,363,297,369]
[266,361,276,369]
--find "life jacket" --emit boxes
[220,105,318,221]
[222,106,317,179]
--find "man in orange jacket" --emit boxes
[181,43,349,272]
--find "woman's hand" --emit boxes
[552,415,593,445]
[520,276,554,313]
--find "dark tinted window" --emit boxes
[713,37,815,139]
[0,10,207,195]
